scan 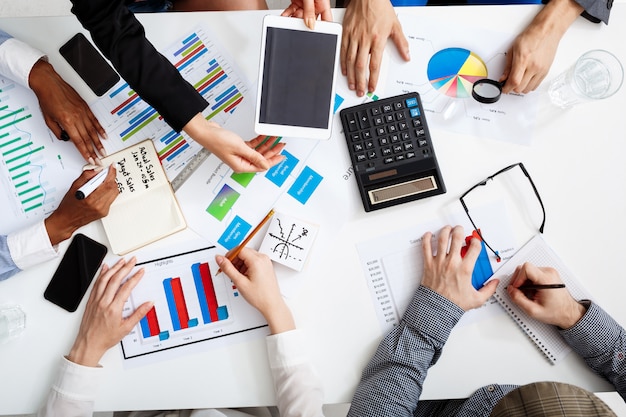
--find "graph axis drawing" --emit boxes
[267,218,308,262]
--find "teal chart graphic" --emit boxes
[427,47,488,99]
[0,77,83,233]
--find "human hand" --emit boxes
[216,248,295,334]
[67,257,152,367]
[183,114,285,173]
[507,262,586,329]
[44,166,119,246]
[341,0,409,96]
[500,0,583,94]
[281,0,333,29]
[421,226,499,311]
[28,60,107,162]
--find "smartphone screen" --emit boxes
[59,33,120,96]
[44,233,107,312]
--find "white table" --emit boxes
[0,5,625,414]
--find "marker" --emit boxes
[75,165,110,200]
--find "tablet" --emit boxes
[255,15,342,140]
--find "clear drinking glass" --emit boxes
[0,305,26,343]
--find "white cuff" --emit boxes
[266,329,308,369]
[53,356,104,401]
[7,220,58,270]
[0,38,46,88]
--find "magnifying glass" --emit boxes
[471,78,507,104]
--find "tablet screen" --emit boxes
[259,27,338,129]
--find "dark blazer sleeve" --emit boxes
[542,0,612,24]
[70,0,208,132]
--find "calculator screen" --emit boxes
[368,176,438,205]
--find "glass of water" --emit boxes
[0,305,26,343]
[548,49,623,108]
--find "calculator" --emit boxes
[339,92,446,212]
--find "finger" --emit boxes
[340,31,349,77]
[239,148,270,172]
[102,257,138,303]
[368,41,385,93]
[43,115,63,141]
[500,51,514,93]
[421,231,434,268]
[84,119,106,157]
[508,285,541,316]
[478,278,499,300]
[509,264,529,288]
[390,23,410,62]
[320,8,333,22]
[93,258,127,299]
[281,4,298,17]
[354,41,372,97]
[447,226,466,258]
[217,255,248,288]
[436,226,452,258]
[124,301,155,331]
[114,268,146,306]
[301,0,316,29]
[461,236,483,271]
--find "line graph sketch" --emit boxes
[259,212,319,271]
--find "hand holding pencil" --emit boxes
[506,262,586,329]
[216,209,275,275]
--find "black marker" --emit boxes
[75,166,110,200]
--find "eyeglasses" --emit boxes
[459,162,546,262]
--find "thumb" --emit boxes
[507,285,538,316]
[240,147,270,171]
[478,278,499,301]
[391,23,410,62]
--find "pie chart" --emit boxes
[427,48,488,98]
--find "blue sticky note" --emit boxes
[288,166,323,204]
[218,215,251,250]
[266,150,299,187]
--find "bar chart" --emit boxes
[91,25,250,181]
[121,246,267,360]
[0,77,83,234]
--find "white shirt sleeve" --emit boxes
[0,36,46,88]
[37,356,105,417]
[7,220,59,270]
[266,329,325,417]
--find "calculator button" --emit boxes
[415,128,425,137]
[385,114,394,123]
[410,107,421,117]
[356,153,367,162]
[365,140,375,149]
[384,157,394,164]
[358,111,371,129]
[393,144,403,153]
[370,107,381,116]
[394,101,404,110]
[382,147,392,156]
[361,130,372,140]
[374,116,384,126]
[379,137,389,146]
[350,133,360,142]
[390,134,400,143]
[387,124,397,133]
[405,97,418,107]
[404,142,414,151]
[406,151,416,159]
[345,113,358,131]
[412,118,422,127]
[395,112,405,121]
[395,154,405,161]
[382,103,393,113]
[367,150,377,159]
[398,121,408,131]
[376,127,386,136]
[418,138,428,147]
[354,143,364,152]
[401,132,411,141]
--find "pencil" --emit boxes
[517,284,566,290]
[216,208,275,275]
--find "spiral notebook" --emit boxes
[489,234,592,364]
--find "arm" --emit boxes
[37,258,153,417]
[216,248,324,417]
[340,0,410,97]
[0,29,107,161]
[347,226,498,416]
[69,0,286,173]
[501,0,609,94]
[1,168,118,282]
[507,263,625,399]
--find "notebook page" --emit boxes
[489,234,592,364]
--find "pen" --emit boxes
[216,208,275,275]
[517,284,566,290]
[75,165,110,200]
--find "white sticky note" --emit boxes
[258,211,319,272]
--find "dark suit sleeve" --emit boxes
[70,0,208,132]
[542,0,612,24]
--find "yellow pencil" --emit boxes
[216,208,275,275]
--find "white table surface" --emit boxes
[0,5,625,414]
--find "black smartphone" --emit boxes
[59,33,120,96]
[44,233,107,312]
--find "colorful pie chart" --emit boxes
[427,48,488,98]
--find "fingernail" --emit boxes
[99,148,107,157]
[305,17,315,30]
[216,255,224,265]
[88,157,95,166]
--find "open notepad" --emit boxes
[100,140,186,255]
[489,235,592,364]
